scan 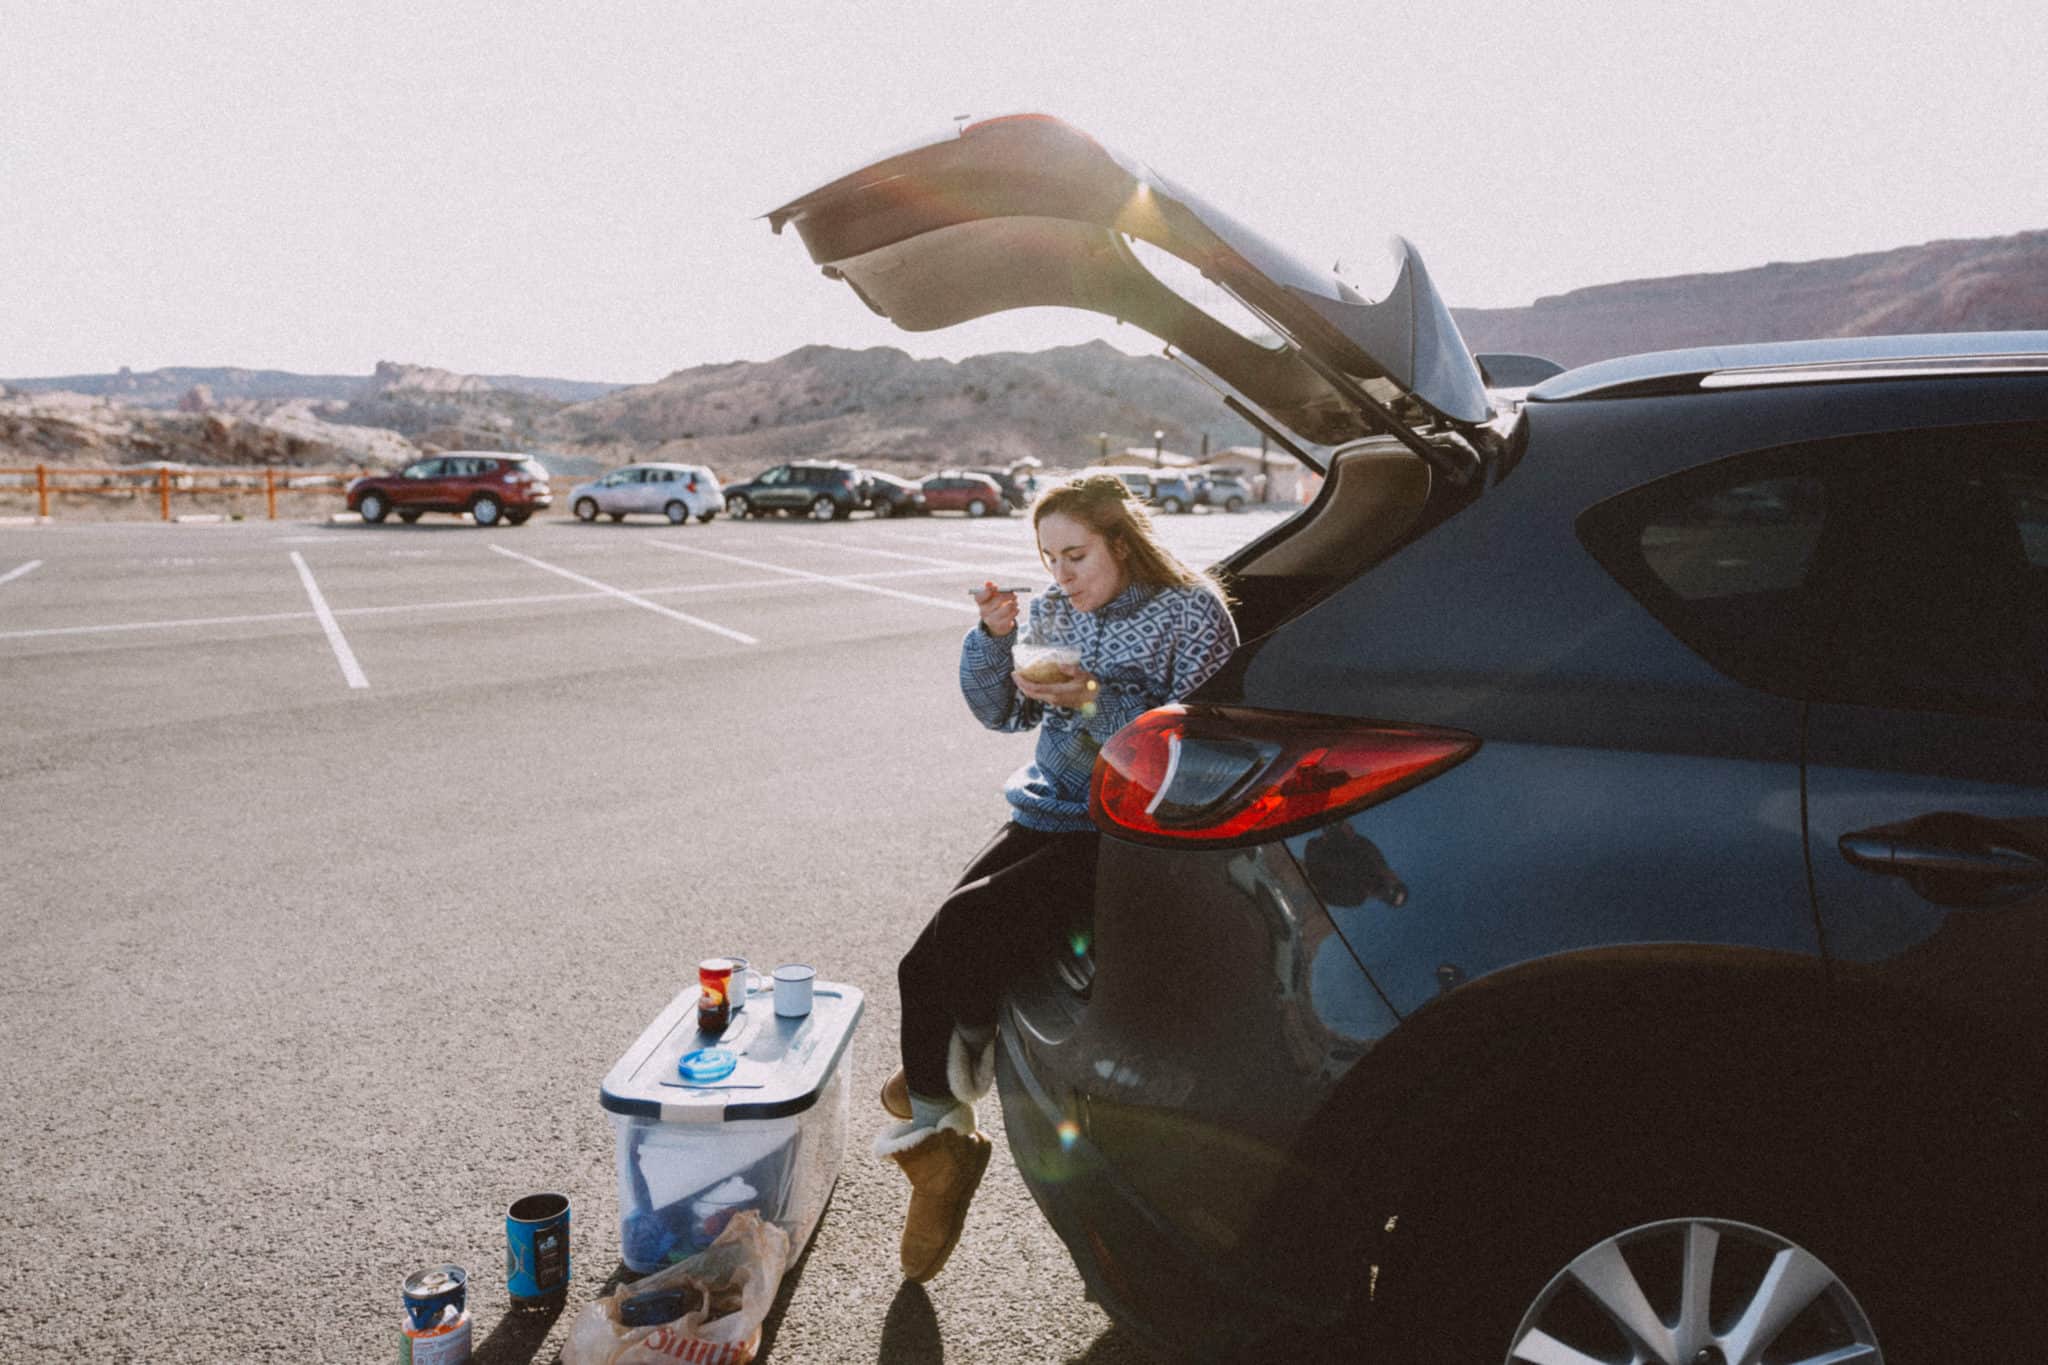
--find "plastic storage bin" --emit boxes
[600,977,863,1274]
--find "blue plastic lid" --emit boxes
[677,1048,737,1083]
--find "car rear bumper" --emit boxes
[994,837,1400,1360]
[995,1026,1322,1361]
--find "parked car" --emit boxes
[969,465,1037,511]
[770,113,2048,1361]
[721,462,861,520]
[1078,465,1196,514]
[1190,468,1253,512]
[919,470,1009,517]
[347,452,551,526]
[568,463,721,524]
[857,469,928,518]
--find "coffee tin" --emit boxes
[401,1264,466,1332]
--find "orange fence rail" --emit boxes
[0,465,368,521]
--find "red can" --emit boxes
[697,958,734,1034]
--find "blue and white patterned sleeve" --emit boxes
[960,623,1042,732]
[1166,587,1238,702]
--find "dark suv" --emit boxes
[720,462,861,520]
[347,452,551,526]
[773,115,2048,1361]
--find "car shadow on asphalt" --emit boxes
[858,1282,1158,1364]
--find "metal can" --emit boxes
[697,958,734,1034]
[402,1264,467,1332]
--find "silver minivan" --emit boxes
[569,463,723,524]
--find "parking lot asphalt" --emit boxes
[0,506,1291,1364]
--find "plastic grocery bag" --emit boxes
[564,1211,791,1365]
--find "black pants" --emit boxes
[898,821,1100,1100]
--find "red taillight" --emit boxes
[686,480,698,492]
[1090,705,1478,845]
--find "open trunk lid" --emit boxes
[766,114,1492,453]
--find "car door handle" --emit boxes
[1839,831,2048,883]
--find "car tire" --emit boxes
[726,494,752,518]
[872,498,895,519]
[1225,495,1246,513]
[575,498,599,523]
[609,513,626,523]
[666,500,688,525]
[469,494,503,527]
[966,498,987,518]
[808,495,839,521]
[398,510,421,524]
[358,492,389,524]
[696,511,716,523]
[1324,1047,1990,1365]
[1160,496,1185,514]
[505,512,530,526]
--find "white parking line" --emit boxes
[490,545,759,644]
[0,560,43,587]
[0,565,999,643]
[826,542,1048,575]
[290,551,369,690]
[648,540,978,614]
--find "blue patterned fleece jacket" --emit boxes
[959,580,1239,832]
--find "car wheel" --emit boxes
[398,510,421,524]
[726,494,751,518]
[505,512,530,526]
[1160,496,1185,514]
[1225,495,1246,513]
[808,495,839,521]
[695,511,716,523]
[469,494,503,527]
[966,498,988,518]
[609,512,625,523]
[358,492,389,524]
[666,500,689,524]
[1322,1040,1976,1365]
[575,497,599,522]
[1507,1217,1882,1365]
[872,498,895,519]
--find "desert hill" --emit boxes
[1453,229,2048,368]
[5,228,2044,477]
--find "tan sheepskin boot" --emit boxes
[874,1105,993,1283]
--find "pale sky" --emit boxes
[4,0,2044,383]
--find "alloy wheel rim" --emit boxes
[1507,1218,1881,1365]
[474,501,499,525]
[811,498,834,520]
[577,500,596,521]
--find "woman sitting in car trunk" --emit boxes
[876,472,1237,1283]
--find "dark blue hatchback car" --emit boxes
[772,116,2048,1363]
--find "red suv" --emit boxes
[347,452,553,527]
[919,470,1009,516]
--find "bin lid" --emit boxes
[599,981,864,1124]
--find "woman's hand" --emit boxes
[974,581,1021,637]
[1012,664,1100,710]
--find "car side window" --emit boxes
[1809,427,2043,719]
[405,460,442,480]
[1994,455,2048,569]
[1581,445,1833,699]
[759,467,789,485]
[1581,424,2047,718]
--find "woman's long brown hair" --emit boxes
[1031,473,1231,603]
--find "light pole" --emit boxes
[1152,429,1163,469]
